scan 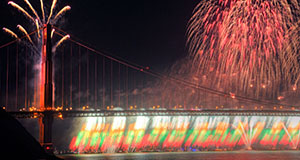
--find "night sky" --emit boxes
[0,0,198,71]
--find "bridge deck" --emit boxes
[7,109,300,119]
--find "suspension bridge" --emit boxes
[1,24,300,153]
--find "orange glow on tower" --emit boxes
[40,24,47,111]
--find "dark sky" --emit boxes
[0,0,198,71]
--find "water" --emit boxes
[58,151,300,160]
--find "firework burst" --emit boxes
[53,5,71,22]
[3,27,19,39]
[24,0,41,24]
[8,1,35,23]
[17,25,33,44]
[54,34,70,51]
[47,0,57,24]
[4,0,71,46]
[187,0,300,99]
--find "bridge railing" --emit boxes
[8,109,300,119]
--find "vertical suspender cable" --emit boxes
[16,43,18,111]
[6,47,9,110]
[62,46,64,108]
[95,58,97,110]
[126,66,128,109]
[133,71,135,107]
[87,49,89,107]
[111,60,113,107]
[118,63,120,107]
[25,46,28,110]
[78,46,81,108]
[102,57,105,109]
[168,84,171,109]
[161,84,163,108]
[70,44,72,108]
[141,74,143,108]
[34,69,36,108]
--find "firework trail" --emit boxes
[51,29,55,39]
[17,25,33,44]
[8,1,35,23]
[24,0,41,24]
[3,27,19,39]
[47,0,57,24]
[55,34,70,49]
[54,6,71,22]
[187,0,300,99]
[40,0,45,23]
[35,19,41,38]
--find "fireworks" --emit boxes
[40,0,45,23]
[8,1,35,23]
[24,0,41,23]
[70,116,300,152]
[3,27,18,39]
[54,6,71,22]
[3,0,71,109]
[4,0,71,44]
[51,29,55,39]
[187,0,300,99]
[55,34,70,49]
[17,25,33,44]
[47,0,57,24]
[35,19,40,38]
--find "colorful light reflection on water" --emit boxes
[70,116,300,153]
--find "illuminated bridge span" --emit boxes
[9,110,300,152]
[8,110,300,119]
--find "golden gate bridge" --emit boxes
[1,24,300,153]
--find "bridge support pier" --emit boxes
[39,111,53,153]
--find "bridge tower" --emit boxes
[39,24,54,153]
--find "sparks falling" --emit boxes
[24,0,41,24]
[35,19,41,38]
[8,1,35,23]
[17,25,33,44]
[187,0,300,99]
[40,0,45,23]
[55,34,70,48]
[54,6,71,22]
[3,27,19,39]
[51,29,55,39]
[47,0,57,24]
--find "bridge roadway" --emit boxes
[8,109,300,119]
